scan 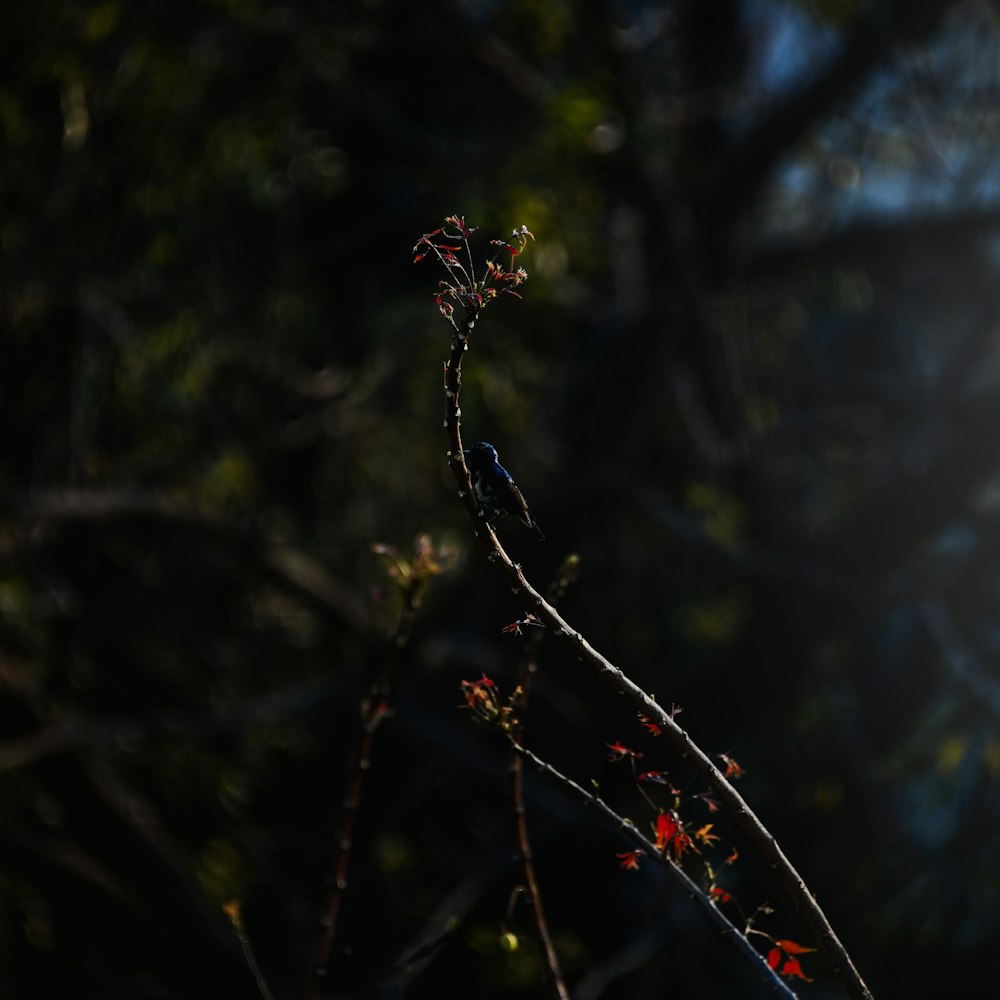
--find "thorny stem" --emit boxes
[443,302,874,1000]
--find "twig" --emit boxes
[507,555,581,1000]
[224,901,276,1000]
[306,552,428,1000]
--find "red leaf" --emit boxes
[637,713,662,736]
[781,956,814,982]
[767,947,782,971]
[654,812,678,852]
[774,939,816,955]
[615,850,643,871]
[697,790,721,813]
[718,753,745,779]
[636,770,675,789]
[694,823,719,847]
[459,674,497,709]
[672,830,699,861]
[607,740,642,762]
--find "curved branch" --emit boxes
[443,303,874,1000]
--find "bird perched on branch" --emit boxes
[463,441,545,540]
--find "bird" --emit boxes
[463,441,545,540]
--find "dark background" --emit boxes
[4,1,1000,997]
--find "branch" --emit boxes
[224,902,276,1000]
[442,301,874,1000]
[509,739,800,1000]
[307,536,449,999]
[507,556,581,1000]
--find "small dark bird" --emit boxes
[463,441,545,540]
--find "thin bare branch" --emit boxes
[507,555,581,1000]
[442,295,873,1000]
[509,739,800,1000]
[307,545,433,999]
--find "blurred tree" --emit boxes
[3,0,1000,997]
